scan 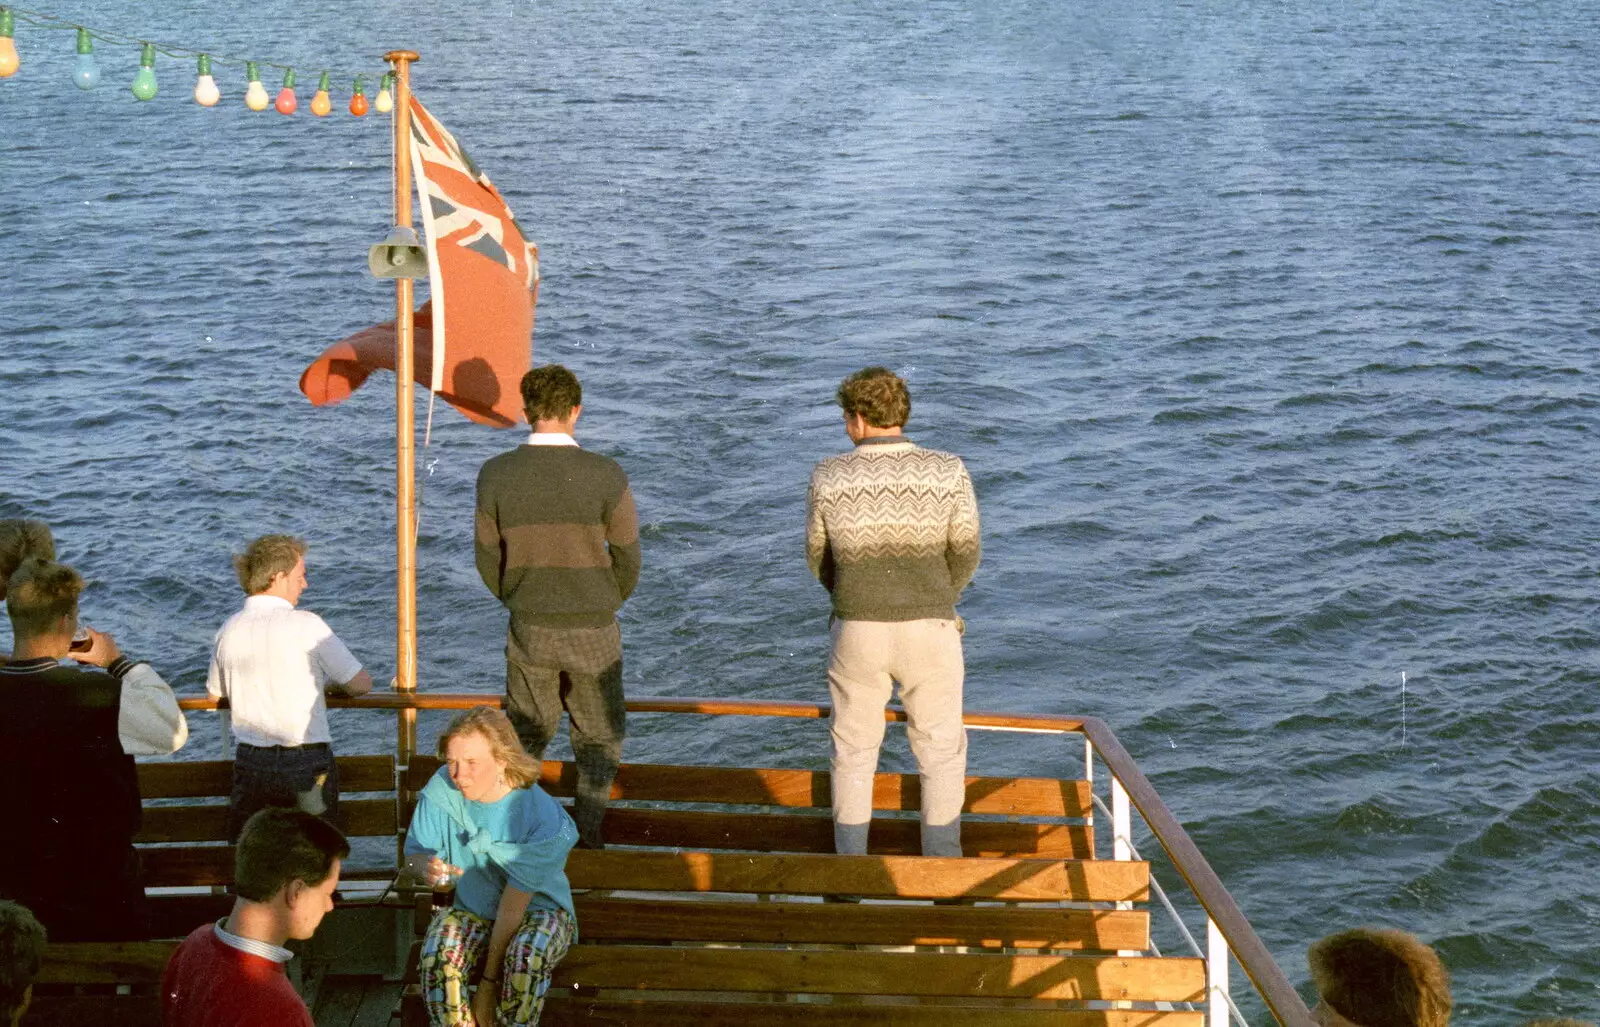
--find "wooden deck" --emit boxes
[307,974,405,1027]
[27,696,1317,1026]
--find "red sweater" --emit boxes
[162,924,313,1027]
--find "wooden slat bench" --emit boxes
[137,754,400,889]
[535,847,1198,1025]
[24,756,402,1025]
[407,756,1096,858]
[23,941,178,1026]
[391,760,1194,1027]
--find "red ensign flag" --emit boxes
[301,94,539,428]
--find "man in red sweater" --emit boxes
[162,808,349,1026]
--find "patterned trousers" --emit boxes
[504,618,626,849]
[419,904,577,1026]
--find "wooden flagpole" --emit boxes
[385,49,420,781]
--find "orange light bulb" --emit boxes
[0,9,17,78]
[310,70,331,116]
[349,92,368,116]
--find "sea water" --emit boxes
[2,0,1597,1018]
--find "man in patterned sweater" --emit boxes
[476,364,641,849]
[806,367,981,857]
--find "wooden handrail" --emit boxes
[1079,717,1314,1027]
[175,690,1309,1024]
[180,693,1083,731]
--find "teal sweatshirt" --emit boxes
[404,767,578,919]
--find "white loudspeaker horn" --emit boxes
[368,226,428,280]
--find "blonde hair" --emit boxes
[1309,928,1451,1027]
[233,535,306,595]
[0,520,54,596]
[436,707,540,789]
[5,560,82,639]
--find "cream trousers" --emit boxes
[828,618,968,857]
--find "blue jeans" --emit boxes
[229,741,341,841]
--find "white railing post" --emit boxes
[1111,775,1131,862]
[1207,918,1230,1027]
[1111,774,1138,959]
[1083,737,1095,829]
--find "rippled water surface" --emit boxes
[4,0,1599,1018]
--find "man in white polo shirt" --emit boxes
[207,535,374,840]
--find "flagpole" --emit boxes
[385,48,420,785]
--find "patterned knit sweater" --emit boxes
[806,436,981,622]
[476,445,641,627]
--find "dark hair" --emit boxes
[1308,928,1451,1027]
[4,559,82,640]
[520,364,582,423]
[233,535,307,595]
[234,808,350,903]
[0,900,46,1022]
[0,520,54,598]
[836,366,911,429]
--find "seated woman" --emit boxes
[406,707,579,1027]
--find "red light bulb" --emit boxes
[275,68,297,115]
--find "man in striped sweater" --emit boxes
[475,365,641,849]
[806,367,981,857]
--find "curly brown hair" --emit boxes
[520,364,583,423]
[234,535,307,595]
[437,706,542,789]
[836,366,910,429]
[1309,928,1451,1027]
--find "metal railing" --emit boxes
[176,691,1314,1027]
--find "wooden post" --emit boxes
[385,49,421,790]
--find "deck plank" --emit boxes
[553,945,1205,1001]
[407,758,1092,816]
[572,896,1150,950]
[543,999,1206,1027]
[565,850,1150,902]
[141,756,395,798]
[598,807,1093,858]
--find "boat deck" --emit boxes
[25,695,1315,1027]
[309,975,406,1027]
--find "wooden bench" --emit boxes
[24,755,401,1026]
[24,941,177,1027]
[394,759,1199,1026]
[406,756,1097,858]
[137,754,401,889]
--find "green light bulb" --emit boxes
[130,42,158,101]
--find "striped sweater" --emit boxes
[806,436,981,622]
[475,445,641,627]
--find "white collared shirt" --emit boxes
[213,918,293,963]
[526,432,580,447]
[206,595,363,747]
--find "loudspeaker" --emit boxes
[368,226,428,280]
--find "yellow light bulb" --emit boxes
[374,86,393,113]
[0,37,18,78]
[244,62,268,111]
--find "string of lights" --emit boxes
[0,4,394,115]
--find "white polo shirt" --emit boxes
[205,595,363,747]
